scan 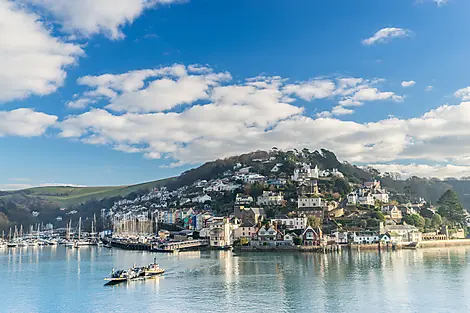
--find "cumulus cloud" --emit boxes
[401,80,416,88]
[368,163,470,179]
[454,87,470,101]
[362,27,412,45]
[0,0,83,102]
[425,85,434,92]
[0,108,57,137]
[21,0,186,39]
[56,65,470,170]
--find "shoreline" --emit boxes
[234,239,470,253]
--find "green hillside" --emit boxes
[1,177,176,207]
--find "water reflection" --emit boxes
[2,246,470,312]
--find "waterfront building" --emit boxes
[271,216,307,230]
[302,226,322,246]
[382,225,422,243]
[352,232,379,244]
[234,221,257,240]
[207,217,236,248]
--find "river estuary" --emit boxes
[1,246,470,312]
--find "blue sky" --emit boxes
[2,0,470,189]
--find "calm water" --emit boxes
[1,246,470,313]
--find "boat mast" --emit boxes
[8,228,12,242]
[78,217,82,241]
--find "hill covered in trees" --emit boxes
[2,148,470,228]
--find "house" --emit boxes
[379,233,391,244]
[382,224,422,243]
[292,164,319,181]
[347,193,358,206]
[234,206,266,224]
[255,225,281,242]
[382,205,403,221]
[234,220,257,240]
[271,163,283,173]
[238,166,252,174]
[298,196,324,209]
[353,232,379,244]
[298,180,319,196]
[208,217,235,248]
[257,191,284,206]
[193,194,212,203]
[330,231,350,244]
[302,226,323,246]
[235,194,254,205]
[271,216,307,230]
[330,169,344,178]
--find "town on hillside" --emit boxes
[102,149,470,250]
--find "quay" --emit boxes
[108,238,208,252]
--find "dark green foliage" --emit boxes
[437,189,466,225]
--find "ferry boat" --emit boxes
[144,258,165,277]
[104,269,138,286]
[104,260,164,286]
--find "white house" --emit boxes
[257,191,284,206]
[353,232,379,244]
[292,164,319,181]
[208,217,236,248]
[271,163,283,173]
[382,225,422,243]
[347,193,358,205]
[238,167,252,174]
[235,194,254,205]
[271,217,307,230]
[298,196,324,209]
[193,194,212,203]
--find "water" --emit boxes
[1,246,470,313]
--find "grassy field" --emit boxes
[2,177,176,207]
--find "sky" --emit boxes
[2,0,470,189]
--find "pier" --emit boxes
[151,240,208,252]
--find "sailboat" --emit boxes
[7,227,17,248]
[89,214,99,246]
[74,217,89,248]
[65,220,74,247]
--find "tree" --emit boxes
[404,215,415,225]
[432,213,443,228]
[359,220,367,229]
[307,216,321,228]
[412,214,425,229]
[334,178,351,195]
[437,189,466,225]
[374,211,385,223]
[424,218,432,229]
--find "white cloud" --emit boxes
[0,0,83,102]
[454,87,470,101]
[368,163,470,179]
[362,27,412,45]
[22,0,186,39]
[331,106,354,116]
[435,0,448,7]
[283,80,336,101]
[339,87,403,107]
[425,85,434,92]
[0,108,57,137]
[66,98,96,109]
[401,80,416,88]
[59,66,418,166]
